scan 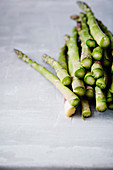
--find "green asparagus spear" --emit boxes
[71,13,96,48]
[108,102,113,110]
[102,49,111,67]
[77,21,92,69]
[96,71,108,89]
[84,71,95,86]
[58,46,76,117]
[111,63,113,74]
[85,86,94,99]
[58,44,68,70]
[97,19,113,72]
[91,46,103,61]
[68,56,86,97]
[97,19,113,51]
[81,99,91,118]
[95,86,107,112]
[14,49,80,107]
[71,76,86,96]
[91,61,104,79]
[77,1,110,48]
[64,33,85,96]
[66,27,85,78]
[42,54,71,86]
[106,90,113,103]
[109,75,113,94]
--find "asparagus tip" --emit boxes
[76,22,82,32]
[14,49,24,59]
[70,15,79,20]
[64,34,70,43]
[14,49,19,55]
[42,53,48,60]
[77,1,84,8]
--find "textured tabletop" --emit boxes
[0,0,113,169]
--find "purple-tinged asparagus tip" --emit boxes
[42,53,48,60]
[77,22,82,32]
[14,49,23,59]
[14,49,19,55]
[70,15,79,20]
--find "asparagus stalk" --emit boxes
[85,86,94,99]
[97,19,113,51]
[42,54,71,86]
[91,46,103,61]
[95,86,107,112]
[14,49,80,107]
[58,44,68,70]
[66,26,85,78]
[80,13,96,48]
[58,46,76,117]
[71,76,86,96]
[108,102,113,110]
[77,1,110,48]
[84,71,95,86]
[77,21,92,69]
[111,63,113,74]
[96,71,108,89]
[102,49,111,67]
[64,33,85,96]
[68,55,86,97]
[91,61,104,79]
[97,19,113,72]
[81,99,91,118]
[64,99,76,117]
[109,75,113,94]
[71,13,96,48]
[106,90,113,103]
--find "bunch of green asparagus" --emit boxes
[14,1,113,119]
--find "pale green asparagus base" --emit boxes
[92,52,102,61]
[96,77,106,89]
[85,86,94,99]
[95,86,107,112]
[81,99,91,118]
[84,74,95,85]
[64,100,76,117]
[81,57,92,69]
[74,87,86,97]
[92,68,103,79]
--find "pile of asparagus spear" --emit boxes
[14,1,113,119]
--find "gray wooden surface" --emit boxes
[0,0,113,169]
